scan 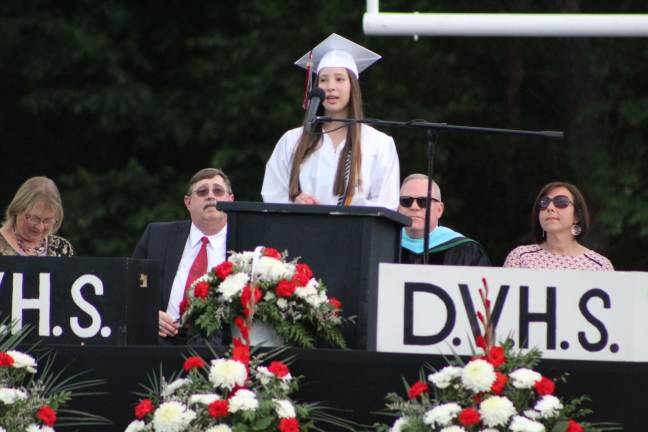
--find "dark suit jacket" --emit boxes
[132,220,191,310]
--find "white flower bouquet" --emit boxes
[179,247,348,348]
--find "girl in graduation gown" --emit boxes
[261,34,400,210]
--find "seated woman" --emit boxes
[504,181,613,271]
[0,176,74,256]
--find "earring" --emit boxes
[571,224,582,237]
[542,230,546,239]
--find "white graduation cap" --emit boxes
[294,33,381,78]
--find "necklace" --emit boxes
[13,228,48,256]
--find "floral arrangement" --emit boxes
[374,278,619,432]
[180,247,347,348]
[0,320,106,431]
[124,338,354,432]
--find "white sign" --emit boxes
[377,264,648,362]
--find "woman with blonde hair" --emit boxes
[0,176,74,256]
[261,33,400,209]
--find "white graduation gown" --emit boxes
[261,124,400,210]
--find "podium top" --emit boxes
[218,202,410,226]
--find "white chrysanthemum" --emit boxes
[162,378,190,397]
[276,298,288,309]
[228,251,255,273]
[461,359,496,393]
[534,395,563,419]
[479,429,500,432]
[25,426,54,432]
[423,402,462,426]
[509,368,542,389]
[273,399,296,418]
[188,393,220,405]
[428,366,463,389]
[218,273,249,300]
[510,415,546,432]
[205,425,233,432]
[254,256,290,281]
[440,427,467,432]
[264,291,276,301]
[125,419,147,432]
[209,359,247,390]
[7,350,37,373]
[152,401,196,432]
[524,409,541,420]
[0,387,28,404]
[391,417,409,432]
[305,293,324,308]
[0,426,5,432]
[295,283,318,299]
[479,396,516,427]
[228,389,259,413]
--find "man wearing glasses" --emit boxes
[132,168,234,343]
[398,173,490,266]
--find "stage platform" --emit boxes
[49,345,640,431]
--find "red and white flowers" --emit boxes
[180,247,347,348]
[125,338,349,432]
[375,278,598,432]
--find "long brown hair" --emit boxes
[288,69,364,202]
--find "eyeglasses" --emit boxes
[192,186,229,198]
[539,195,573,210]
[24,214,57,227]
[399,196,440,208]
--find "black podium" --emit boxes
[0,256,159,345]
[218,202,409,349]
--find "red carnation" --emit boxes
[293,263,313,286]
[278,417,300,432]
[491,372,508,394]
[268,360,290,378]
[407,381,428,399]
[183,356,206,371]
[486,346,506,368]
[276,280,297,298]
[232,344,250,366]
[329,297,342,309]
[566,420,584,432]
[194,281,210,299]
[37,405,57,427]
[214,261,234,280]
[134,399,154,419]
[534,376,555,396]
[263,247,282,259]
[0,352,14,367]
[458,407,480,426]
[179,297,189,316]
[208,399,229,418]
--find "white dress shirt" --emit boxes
[166,223,227,320]
[261,124,400,210]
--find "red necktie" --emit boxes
[185,236,209,293]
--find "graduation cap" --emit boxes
[295,33,381,108]
[295,33,381,78]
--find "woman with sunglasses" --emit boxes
[503,181,613,270]
[261,34,400,209]
[0,176,74,256]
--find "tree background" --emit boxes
[2,0,648,269]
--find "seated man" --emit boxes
[132,168,234,343]
[398,173,490,266]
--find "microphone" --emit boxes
[305,87,326,134]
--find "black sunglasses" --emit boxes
[539,195,573,210]
[399,196,440,208]
[192,186,228,198]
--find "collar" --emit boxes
[189,223,227,248]
[402,226,465,254]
